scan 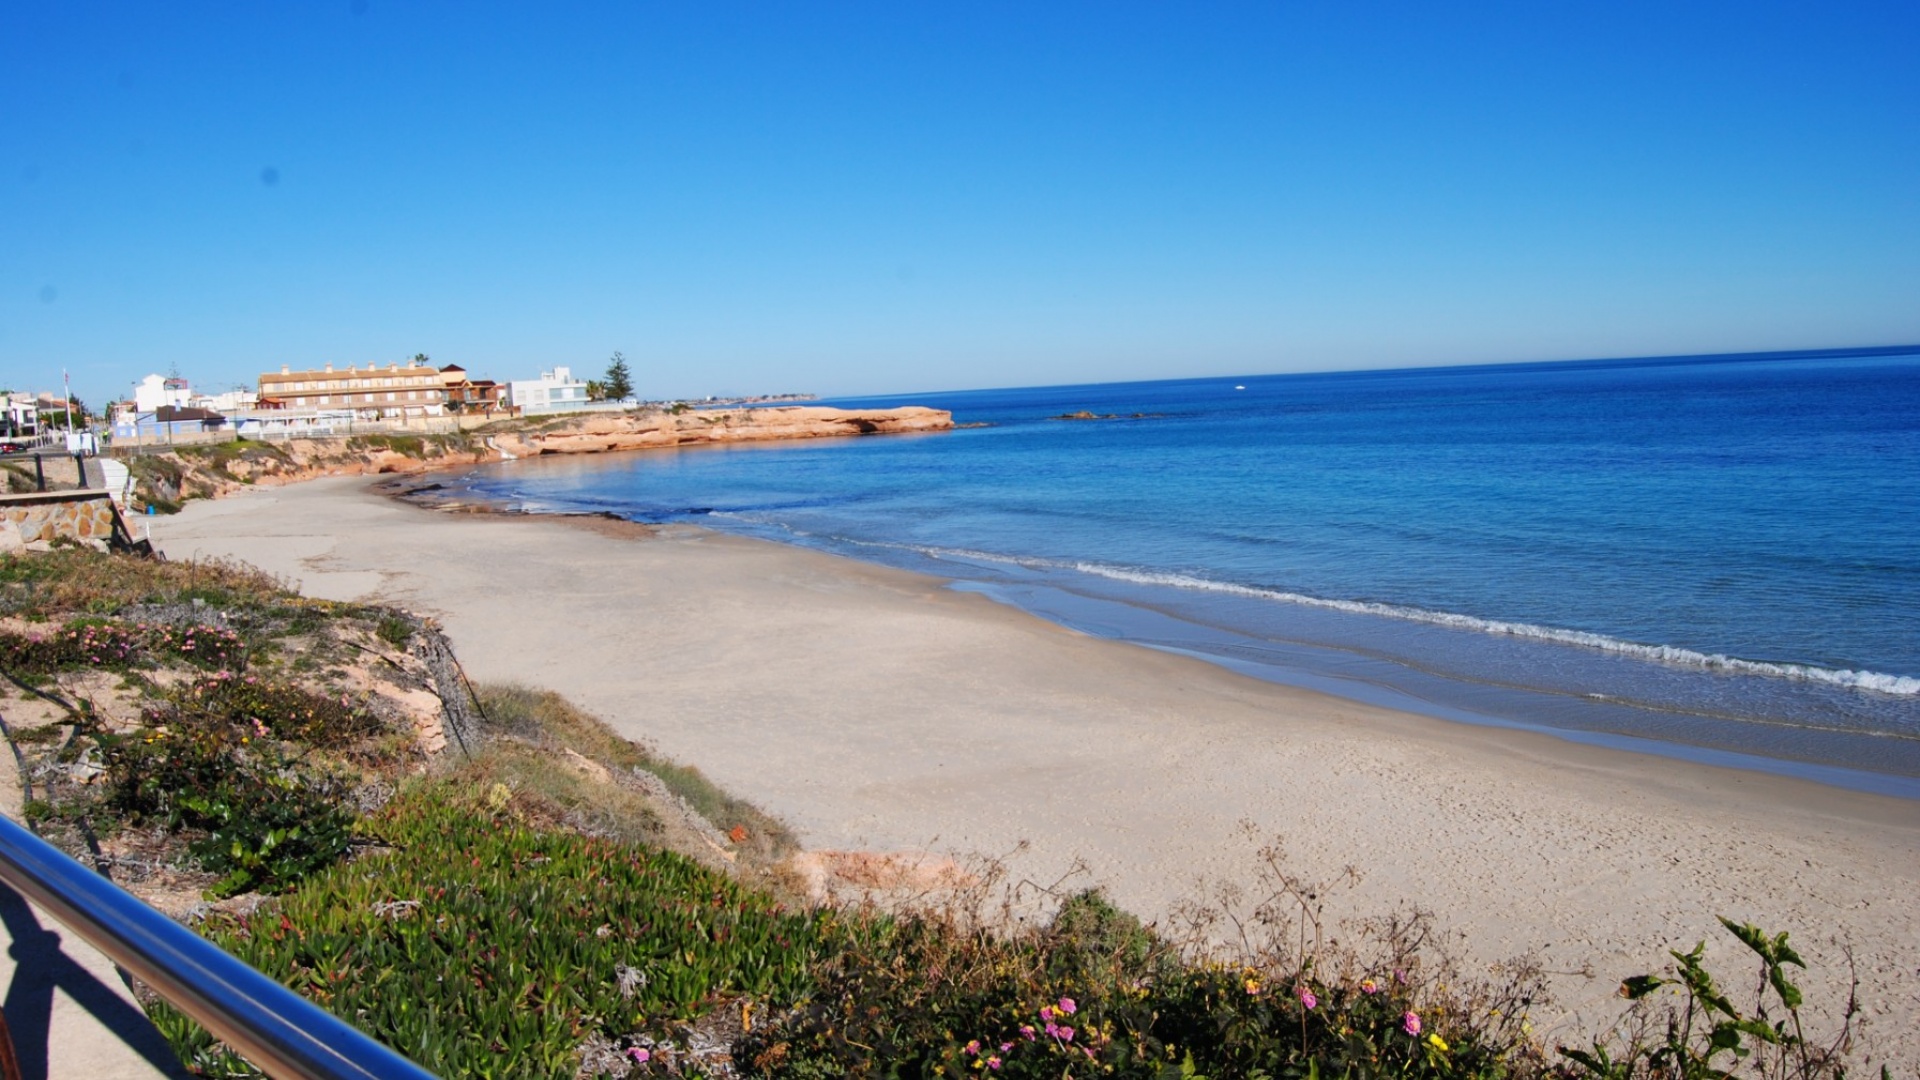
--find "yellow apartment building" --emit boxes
[257,358,448,419]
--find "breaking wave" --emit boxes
[1069,563,1920,697]
[871,541,1920,698]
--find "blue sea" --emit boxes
[453,348,1920,797]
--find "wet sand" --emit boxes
[155,477,1920,1062]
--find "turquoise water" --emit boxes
[456,348,1920,796]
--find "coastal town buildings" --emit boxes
[503,366,590,414]
[0,393,37,437]
[439,364,512,415]
[133,374,193,415]
[192,387,259,414]
[257,358,447,420]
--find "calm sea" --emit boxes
[455,349,1920,797]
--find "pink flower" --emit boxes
[1019,1025,1036,1041]
[999,1043,1013,1052]
[1403,1011,1422,1037]
[1039,1005,1055,1022]
[1298,986,1318,1010]
[986,1057,1002,1071]
[1360,978,1379,994]
[627,1047,650,1063]
[964,1040,980,1056]
[1044,1022,1060,1038]
[1057,1026,1075,1043]
[1057,997,1077,1015]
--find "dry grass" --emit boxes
[0,548,289,616]
[470,682,801,876]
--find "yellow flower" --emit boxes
[1427,1034,1450,1053]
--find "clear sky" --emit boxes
[5,2,1918,406]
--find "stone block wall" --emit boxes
[0,491,126,550]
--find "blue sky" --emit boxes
[4,2,1917,406]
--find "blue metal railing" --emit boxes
[0,814,436,1079]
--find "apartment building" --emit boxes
[258,358,447,418]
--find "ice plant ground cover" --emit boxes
[0,548,1868,1079]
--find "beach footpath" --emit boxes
[152,477,1920,1066]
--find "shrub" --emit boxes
[0,619,146,673]
[147,623,248,669]
[375,614,413,648]
[181,672,385,747]
[151,781,838,1079]
[91,672,377,896]
[0,618,247,675]
[0,548,287,616]
[96,711,355,898]
[737,892,1513,1080]
[1556,919,1854,1080]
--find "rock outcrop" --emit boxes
[116,406,953,510]
[490,405,952,458]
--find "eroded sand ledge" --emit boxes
[154,478,1920,1063]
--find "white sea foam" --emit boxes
[1058,562,1920,697]
[746,533,1920,698]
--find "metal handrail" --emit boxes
[0,814,437,1079]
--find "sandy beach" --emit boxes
[152,477,1920,1062]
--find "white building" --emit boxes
[192,388,259,414]
[504,367,590,414]
[0,393,36,437]
[133,374,193,414]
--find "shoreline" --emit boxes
[151,476,1920,1062]
[380,468,1920,803]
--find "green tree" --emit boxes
[603,352,633,402]
[46,396,88,429]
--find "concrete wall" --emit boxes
[0,491,127,551]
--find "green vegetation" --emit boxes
[347,433,427,458]
[605,351,635,402]
[154,779,840,1078]
[474,684,796,867]
[0,548,1869,1079]
[112,431,487,513]
[1558,920,1853,1080]
[119,440,294,509]
[97,678,361,897]
[0,544,287,614]
[0,549,411,899]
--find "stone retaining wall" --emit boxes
[0,490,127,551]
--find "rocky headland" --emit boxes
[119,405,951,510]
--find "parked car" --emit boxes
[0,441,28,455]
